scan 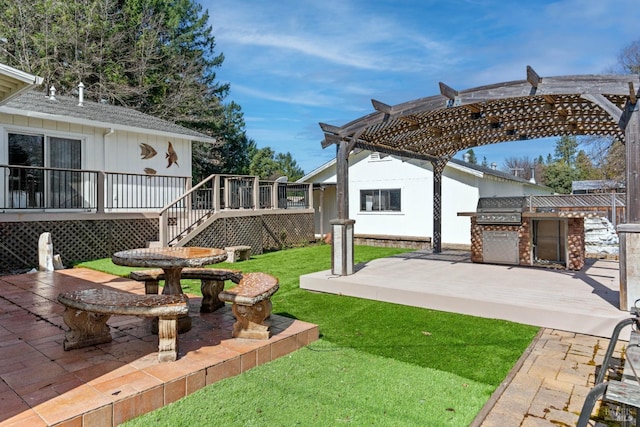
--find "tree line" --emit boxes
[465,135,625,194]
[0,0,304,181]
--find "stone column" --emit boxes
[331,219,355,276]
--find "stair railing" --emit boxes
[159,174,220,246]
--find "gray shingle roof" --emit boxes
[449,158,547,186]
[1,90,217,144]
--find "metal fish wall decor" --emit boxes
[139,143,158,159]
[166,141,179,168]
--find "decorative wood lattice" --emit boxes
[1,213,314,273]
[184,212,314,253]
[0,219,158,272]
[262,213,315,250]
[321,73,638,162]
[188,216,263,254]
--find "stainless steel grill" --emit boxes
[476,196,527,225]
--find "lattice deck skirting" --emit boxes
[0,212,314,273]
[0,218,158,273]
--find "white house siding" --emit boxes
[1,111,192,210]
[313,185,336,237]
[301,151,554,247]
[1,111,191,176]
[439,167,480,245]
[349,154,431,239]
[104,131,191,177]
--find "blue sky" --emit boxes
[205,0,640,175]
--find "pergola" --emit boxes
[319,66,640,310]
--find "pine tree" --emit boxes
[0,0,256,178]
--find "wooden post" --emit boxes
[333,137,359,275]
[336,141,350,219]
[620,100,640,310]
[307,182,313,210]
[159,210,168,247]
[331,218,355,275]
[430,158,449,253]
[223,176,230,209]
[625,102,640,223]
[213,175,221,212]
[253,176,260,209]
[319,186,325,237]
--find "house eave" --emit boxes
[0,106,218,144]
[297,158,337,183]
[0,64,43,106]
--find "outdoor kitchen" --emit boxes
[460,195,624,271]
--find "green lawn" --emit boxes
[77,245,539,426]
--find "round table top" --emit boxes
[112,247,227,269]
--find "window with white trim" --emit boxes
[360,188,401,212]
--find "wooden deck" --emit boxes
[0,268,318,426]
[300,250,628,339]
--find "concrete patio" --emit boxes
[300,250,628,339]
[0,268,318,426]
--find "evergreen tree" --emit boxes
[248,147,305,180]
[0,0,258,178]
[575,150,600,181]
[249,147,279,179]
[274,152,305,181]
[554,136,578,166]
[543,162,578,194]
[465,149,477,164]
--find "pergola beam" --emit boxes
[321,133,342,148]
[319,122,342,135]
[371,99,393,114]
[526,65,542,88]
[581,94,623,124]
[439,82,458,100]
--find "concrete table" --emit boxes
[112,247,227,332]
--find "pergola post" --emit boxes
[619,100,640,310]
[430,158,449,253]
[332,140,356,275]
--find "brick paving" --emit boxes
[0,268,318,426]
[478,329,626,427]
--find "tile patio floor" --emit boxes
[0,268,318,427]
